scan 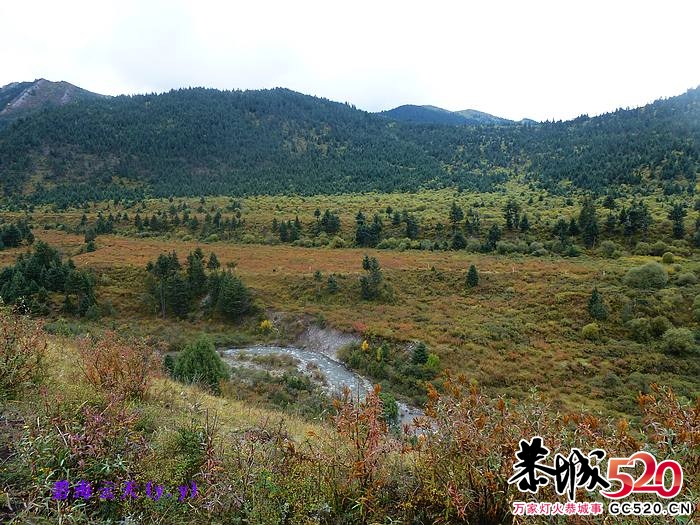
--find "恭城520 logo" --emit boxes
[507,437,684,500]
[601,451,682,499]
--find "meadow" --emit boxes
[1,186,699,523]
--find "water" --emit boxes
[222,345,423,427]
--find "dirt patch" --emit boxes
[295,323,360,359]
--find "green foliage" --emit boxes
[412,342,428,365]
[173,335,230,393]
[466,264,479,288]
[213,271,253,321]
[360,255,383,300]
[661,327,695,356]
[378,391,399,427]
[661,251,675,264]
[578,197,599,248]
[581,322,601,341]
[676,272,698,286]
[588,288,608,320]
[0,241,96,315]
[627,318,651,342]
[623,262,669,289]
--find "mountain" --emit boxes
[378,104,518,126]
[454,109,515,126]
[0,82,697,205]
[0,79,106,127]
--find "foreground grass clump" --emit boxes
[0,311,47,401]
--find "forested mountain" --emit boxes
[0,83,698,205]
[0,79,106,128]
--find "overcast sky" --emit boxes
[1,0,698,121]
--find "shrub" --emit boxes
[661,328,695,355]
[661,252,675,264]
[693,295,700,320]
[650,241,668,256]
[634,241,651,255]
[174,335,230,393]
[581,322,600,341]
[328,236,346,248]
[649,316,672,338]
[0,312,47,400]
[599,240,620,258]
[623,262,668,289]
[78,331,161,401]
[627,318,651,342]
[676,272,698,286]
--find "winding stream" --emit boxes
[222,345,423,427]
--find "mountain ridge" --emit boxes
[0,79,107,126]
[0,81,697,206]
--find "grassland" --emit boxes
[2,185,699,418]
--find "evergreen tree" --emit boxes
[207,252,220,270]
[215,271,252,321]
[578,198,599,248]
[449,202,464,231]
[588,288,608,320]
[450,230,467,250]
[668,203,686,239]
[484,224,502,251]
[466,264,479,288]
[503,198,520,230]
[412,342,428,365]
[360,255,383,300]
[173,335,230,394]
[519,213,530,233]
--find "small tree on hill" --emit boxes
[174,335,230,393]
[466,264,479,288]
[412,342,428,365]
[588,288,608,320]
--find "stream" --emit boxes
[222,345,424,428]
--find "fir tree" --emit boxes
[466,264,479,288]
[588,287,608,320]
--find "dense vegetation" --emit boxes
[0,86,697,205]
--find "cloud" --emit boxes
[1,0,698,121]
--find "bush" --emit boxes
[0,312,47,400]
[676,272,698,286]
[79,331,160,401]
[661,252,675,264]
[581,322,600,341]
[599,240,620,258]
[634,242,651,255]
[627,318,651,342]
[174,335,230,394]
[623,262,668,289]
[693,295,700,320]
[649,316,672,338]
[661,328,695,355]
[650,241,668,256]
[328,236,346,249]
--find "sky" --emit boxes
[1,0,698,122]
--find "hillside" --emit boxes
[0,79,106,127]
[0,84,698,205]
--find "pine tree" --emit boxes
[466,264,479,288]
[668,203,686,239]
[588,288,608,320]
[578,198,599,248]
[412,342,429,365]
